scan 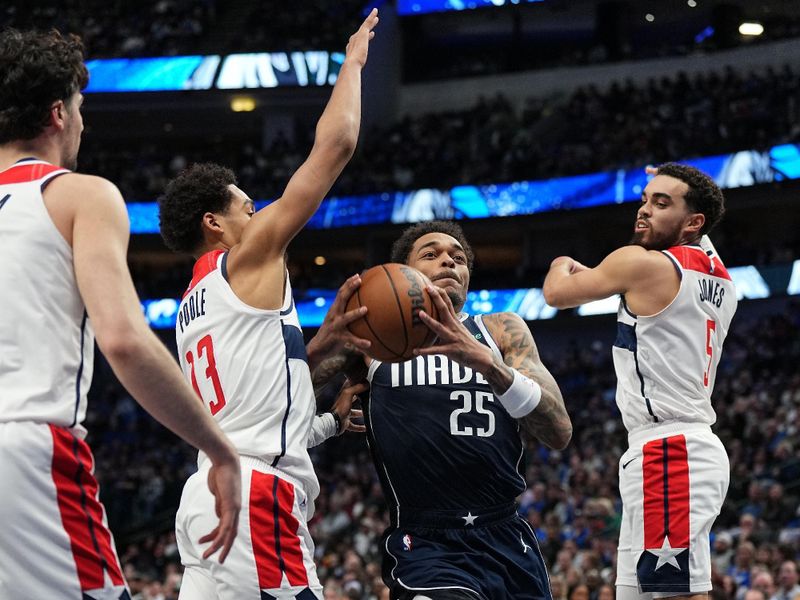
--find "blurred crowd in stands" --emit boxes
[0,0,217,57]
[87,299,800,599]
[78,64,800,207]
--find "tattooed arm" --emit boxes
[482,312,572,449]
[311,348,368,398]
[416,286,571,449]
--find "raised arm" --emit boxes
[417,287,571,449]
[61,173,241,562]
[232,10,379,268]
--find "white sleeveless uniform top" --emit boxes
[176,250,319,501]
[613,237,737,434]
[0,158,94,430]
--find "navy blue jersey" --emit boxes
[365,314,526,518]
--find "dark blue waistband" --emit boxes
[397,502,518,529]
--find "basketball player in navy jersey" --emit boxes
[543,164,736,600]
[315,220,572,600]
[0,29,240,599]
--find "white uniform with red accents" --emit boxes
[614,237,737,595]
[0,159,128,598]
[613,237,737,432]
[174,250,322,599]
[0,158,93,428]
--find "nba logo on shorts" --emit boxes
[403,534,413,551]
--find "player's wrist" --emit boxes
[329,410,345,435]
[496,369,542,418]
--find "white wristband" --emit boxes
[497,369,542,418]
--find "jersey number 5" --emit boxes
[704,319,716,387]
[186,334,227,415]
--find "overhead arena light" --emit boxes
[739,22,764,36]
[230,96,256,112]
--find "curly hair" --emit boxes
[158,163,238,254]
[0,28,89,144]
[390,220,475,272]
[656,162,726,236]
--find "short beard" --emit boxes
[629,228,682,251]
[447,288,466,313]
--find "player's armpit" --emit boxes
[484,313,572,449]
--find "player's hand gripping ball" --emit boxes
[345,263,439,362]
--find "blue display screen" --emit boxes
[127,143,800,234]
[141,260,798,329]
[398,0,546,15]
[85,51,343,93]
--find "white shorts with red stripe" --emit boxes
[176,456,322,599]
[616,422,729,595]
[0,421,129,599]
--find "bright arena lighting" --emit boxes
[739,22,764,36]
[230,96,256,112]
[645,13,655,22]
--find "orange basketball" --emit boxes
[345,263,439,362]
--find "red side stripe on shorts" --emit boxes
[0,163,64,185]
[642,435,691,550]
[251,473,283,589]
[50,426,125,590]
[250,472,309,590]
[275,477,309,586]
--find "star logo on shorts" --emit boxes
[649,536,686,571]
[462,512,477,526]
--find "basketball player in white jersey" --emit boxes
[543,163,737,600]
[0,29,241,599]
[157,10,379,599]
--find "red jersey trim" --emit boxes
[0,163,67,185]
[183,249,225,298]
[664,245,731,281]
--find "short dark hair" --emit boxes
[159,163,238,254]
[390,220,475,271]
[656,162,725,236]
[0,28,89,144]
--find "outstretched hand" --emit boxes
[199,455,241,563]
[332,380,369,434]
[307,274,371,369]
[414,285,493,371]
[345,9,379,68]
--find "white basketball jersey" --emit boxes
[613,238,737,433]
[0,159,94,428]
[176,251,319,502]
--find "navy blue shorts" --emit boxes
[382,504,552,600]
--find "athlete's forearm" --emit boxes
[313,61,362,158]
[517,390,573,450]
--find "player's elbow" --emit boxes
[315,118,359,160]
[95,324,148,366]
[542,284,570,309]
[549,425,572,450]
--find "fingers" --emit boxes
[199,507,239,562]
[331,274,362,311]
[426,285,458,320]
[340,305,368,324]
[341,381,369,396]
[361,8,379,31]
[418,309,450,339]
[347,423,367,433]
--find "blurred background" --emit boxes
[3,1,799,598]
